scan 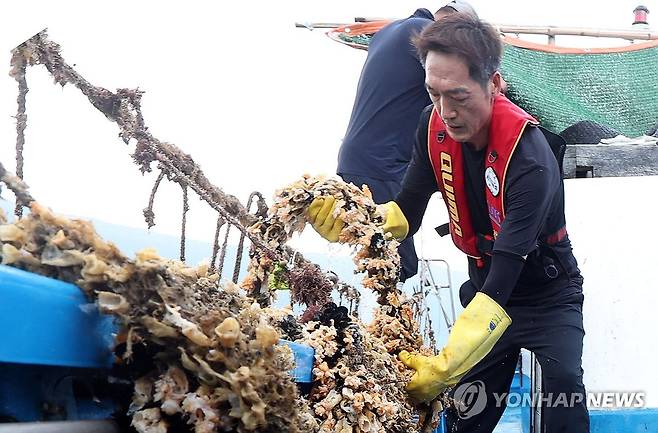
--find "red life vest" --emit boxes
[427,95,537,261]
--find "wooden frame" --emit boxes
[564,144,658,178]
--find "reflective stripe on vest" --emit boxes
[427,95,537,259]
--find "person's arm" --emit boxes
[399,127,560,403]
[395,105,438,237]
[480,126,561,305]
[479,253,525,305]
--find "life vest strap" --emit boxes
[435,223,450,237]
[476,233,495,255]
[435,222,567,254]
[543,225,568,245]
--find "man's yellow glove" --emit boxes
[379,201,409,240]
[307,198,409,242]
[307,197,345,242]
[399,292,511,402]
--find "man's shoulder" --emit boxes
[511,125,561,178]
[384,9,433,34]
[518,126,552,158]
[398,15,433,32]
[520,124,547,144]
[371,12,431,54]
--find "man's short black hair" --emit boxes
[414,13,502,87]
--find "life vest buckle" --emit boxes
[476,233,495,256]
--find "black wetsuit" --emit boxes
[396,106,590,432]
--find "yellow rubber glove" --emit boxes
[399,292,511,402]
[307,196,345,242]
[380,201,409,240]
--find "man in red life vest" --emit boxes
[309,14,589,433]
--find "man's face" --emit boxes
[424,51,499,147]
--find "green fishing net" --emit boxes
[336,32,658,136]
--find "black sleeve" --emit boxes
[493,126,561,256]
[480,126,561,306]
[395,105,439,237]
[480,252,525,305]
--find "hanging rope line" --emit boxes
[9,29,363,308]
[11,51,28,218]
[143,170,165,229]
[209,215,226,273]
[232,191,267,283]
[179,185,189,262]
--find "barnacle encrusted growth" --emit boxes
[0,202,313,433]
[294,304,420,433]
[246,175,441,432]
[245,175,401,307]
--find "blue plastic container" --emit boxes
[279,339,315,383]
[0,265,117,368]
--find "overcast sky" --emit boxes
[0,0,655,251]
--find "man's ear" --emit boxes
[490,71,503,96]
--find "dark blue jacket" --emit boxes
[337,8,433,182]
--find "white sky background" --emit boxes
[0,0,655,254]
